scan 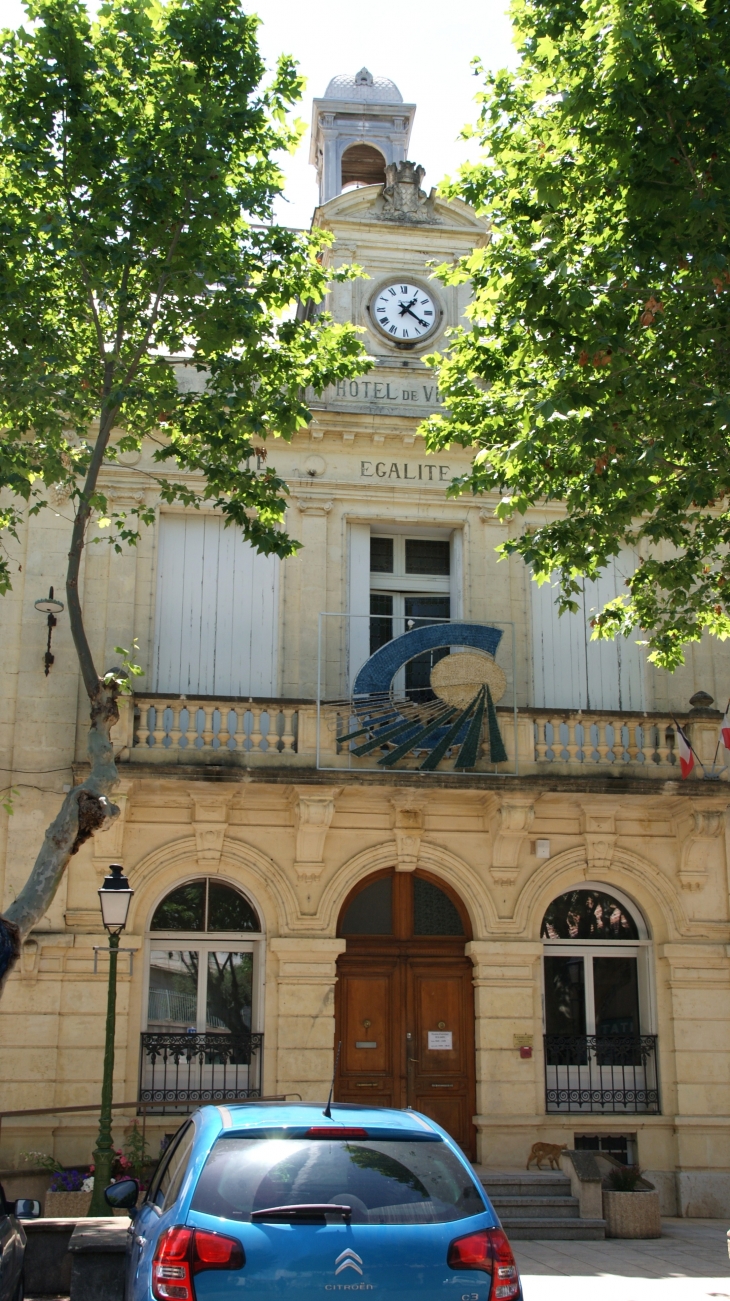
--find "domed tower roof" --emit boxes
[324,67,403,105]
[311,68,415,205]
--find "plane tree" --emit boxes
[0,0,368,978]
[424,0,730,669]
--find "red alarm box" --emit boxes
[519,1045,533,1060]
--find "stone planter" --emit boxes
[603,1189,661,1238]
[45,1190,93,1218]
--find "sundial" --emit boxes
[327,623,509,771]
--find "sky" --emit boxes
[0,0,518,228]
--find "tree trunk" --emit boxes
[0,685,121,984]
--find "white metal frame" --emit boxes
[142,876,266,1037]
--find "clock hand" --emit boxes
[398,296,419,316]
[401,305,429,329]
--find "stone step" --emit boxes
[489,1195,580,1220]
[500,1217,607,1241]
[481,1177,572,1201]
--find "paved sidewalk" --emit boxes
[515,1218,730,1300]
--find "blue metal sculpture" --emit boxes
[338,623,508,771]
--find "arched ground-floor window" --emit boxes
[140,877,265,1108]
[541,884,660,1114]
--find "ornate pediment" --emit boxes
[376,161,441,225]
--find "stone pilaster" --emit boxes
[270,938,347,1102]
[467,939,543,1166]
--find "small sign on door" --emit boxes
[428,1030,453,1051]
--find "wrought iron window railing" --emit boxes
[139,1032,263,1114]
[544,1034,660,1114]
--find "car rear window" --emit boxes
[191,1136,486,1225]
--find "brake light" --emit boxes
[192,1229,244,1274]
[152,1227,193,1301]
[152,1227,244,1301]
[447,1228,520,1300]
[305,1127,368,1139]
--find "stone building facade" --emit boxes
[2,67,730,1217]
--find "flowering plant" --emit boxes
[50,1169,86,1193]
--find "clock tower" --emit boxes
[306,67,488,431]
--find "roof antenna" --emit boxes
[323,1041,342,1119]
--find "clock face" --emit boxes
[371,282,439,342]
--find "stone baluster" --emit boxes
[595,718,611,764]
[550,718,565,761]
[169,703,183,750]
[626,719,640,764]
[151,705,167,749]
[535,717,549,762]
[566,717,581,763]
[657,721,675,769]
[281,709,297,752]
[200,704,216,748]
[249,707,263,752]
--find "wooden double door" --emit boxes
[334,872,476,1158]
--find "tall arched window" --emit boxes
[540,884,659,1114]
[145,879,262,1037]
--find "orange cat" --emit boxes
[526,1142,568,1170]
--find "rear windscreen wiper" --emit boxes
[251,1204,353,1222]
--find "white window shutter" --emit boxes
[153,514,279,697]
[531,553,644,710]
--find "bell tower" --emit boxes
[309,67,416,205]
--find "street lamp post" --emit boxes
[88,864,134,1217]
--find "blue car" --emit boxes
[105,1103,521,1301]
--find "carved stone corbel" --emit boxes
[291,786,342,881]
[491,798,534,883]
[191,788,234,869]
[580,802,619,870]
[677,805,725,891]
[390,791,426,872]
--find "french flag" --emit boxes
[676,725,695,779]
[722,706,730,752]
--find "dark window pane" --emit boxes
[593,957,640,1036]
[208,882,260,932]
[192,1136,485,1224]
[370,592,393,655]
[405,539,450,575]
[370,537,394,573]
[541,889,640,940]
[206,952,253,1041]
[151,881,205,931]
[340,876,392,935]
[544,956,586,1035]
[147,950,199,1031]
[404,596,450,703]
[575,1134,631,1165]
[413,877,464,935]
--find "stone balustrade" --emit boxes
[127,695,718,780]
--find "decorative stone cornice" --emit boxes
[580,802,620,871]
[677,802,726,891]
[390,790,426,872]
[293,497,333,515]
[290,786,342,881]
[490,798,535,884]
[191,788,235,869]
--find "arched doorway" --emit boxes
[334,869,476,1157]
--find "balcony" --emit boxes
[117,695,709,781]
[544,1034,660,1114]
[138,1031,263,1114]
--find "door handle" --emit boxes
[408,1057,418,1062]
